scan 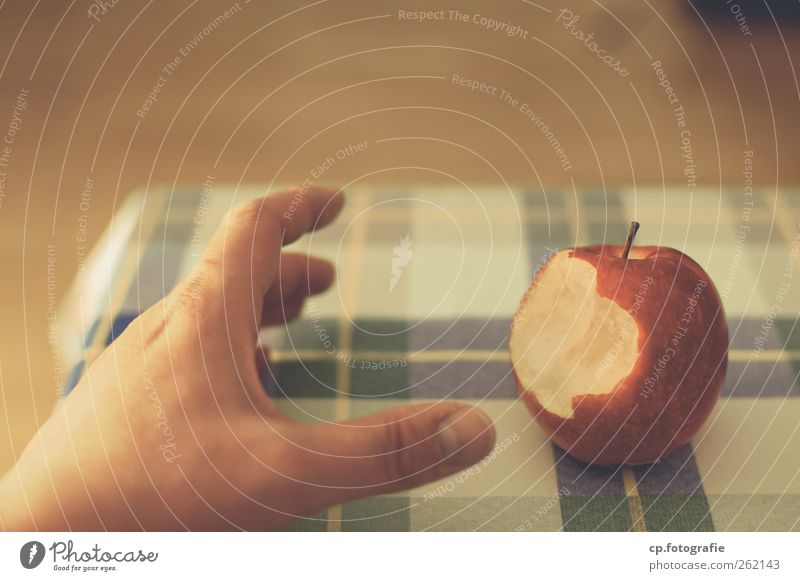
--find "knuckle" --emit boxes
[164,269,224,330]
[175,270,214,310]
[378,415,417,486]
[226,196,284,246]
[263,196,293,227]
[227,197,266,226]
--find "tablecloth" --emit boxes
[58,184,800,531]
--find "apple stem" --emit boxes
[622,221,640,260]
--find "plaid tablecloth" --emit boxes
[58,185,800,532]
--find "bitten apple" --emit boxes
[509,223,728,465]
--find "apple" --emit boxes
[509,223,728,465]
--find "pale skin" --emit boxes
[0,187,496,531]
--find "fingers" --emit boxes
[255,344,271,377]
[262,301,305,327]
[195,186,344,344]
[276,403,496,513]
[261,253,334,326]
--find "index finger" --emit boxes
[199,186,344,343]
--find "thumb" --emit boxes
[281,403,496,511]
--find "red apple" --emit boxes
[509,223,728,465]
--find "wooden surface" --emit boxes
[0,0,799,473]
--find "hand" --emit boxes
[0,187,496,531]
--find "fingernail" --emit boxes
[437,407,496,466]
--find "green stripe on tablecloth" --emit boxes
[639,495,714,531]
[560,495,633,532]
[340,497,411,532]
[285,511,328,531]
[411,496,565,532]
[634,445,714,532]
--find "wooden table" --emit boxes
[0,0,798,473]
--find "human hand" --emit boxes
[0,187,496,531]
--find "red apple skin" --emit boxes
[511,245,728,466]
